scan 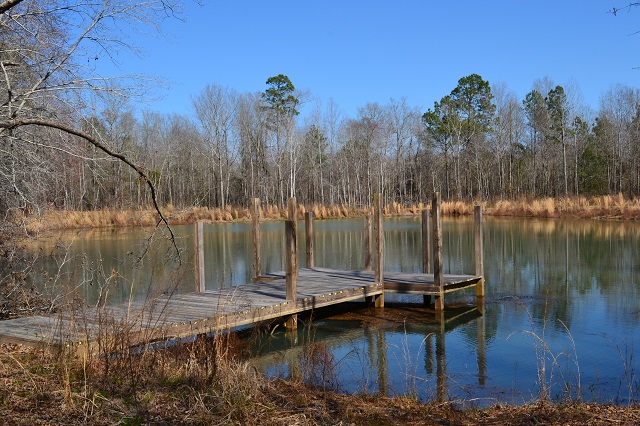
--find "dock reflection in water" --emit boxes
[247,302,486,404]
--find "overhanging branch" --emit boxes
[0,0,24,14]
[0,117,178,254]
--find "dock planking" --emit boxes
[0,268,480,350]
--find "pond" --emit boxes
[24,216,640,405]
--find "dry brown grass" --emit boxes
[20,194,640,233]
[486,194,640,219]
[0,341,638,425]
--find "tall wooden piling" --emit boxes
[193,221,205,292]
[287,197,298,281]
[305,211,314,268]
[474,205,485,298]
[285,219,298,329]
[364,212,372,271]
[422,209,431,305]
[251,198,261,280]
[288,197,297,221]
[373,193,384,308]
[422,209,430,274]
[432,193,444,311]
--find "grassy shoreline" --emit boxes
[19,194,640,233]
[0,340,638,425]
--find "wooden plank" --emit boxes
[0,267,483,349]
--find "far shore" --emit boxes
[17,194,640,233]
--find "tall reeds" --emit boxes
[21,193,640,234]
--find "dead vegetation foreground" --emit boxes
[0,342,638,426]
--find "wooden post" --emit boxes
[373,193,384,308]
[288,197,297,221]
[421,208,431,305]
[285,219,298,329]
[421,209,431,273]
[364,212,372,271]
[474,205,485,298]
[193,221,205,292]
[251,198,261,280]
[305,211,314,268]
[432,193,444,311]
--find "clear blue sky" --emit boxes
[102,1,640,119]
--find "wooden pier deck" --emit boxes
[0,193,485,353]
[0,268,481,349]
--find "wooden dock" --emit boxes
[0,193,485,352]
[0,268,481,349]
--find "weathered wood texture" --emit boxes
[373,193,384,307]
[475,205,485,297]
[0,268,481,350]
[285,219,298,329]
[432,192,444,311]
[252,198,261,279]
[422,209,430,274]
[288,197,297,220]
[194,222,205,292]
[305,211,314,268]
[363,212,372,271]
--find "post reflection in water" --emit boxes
[250,304,486,404]
[435,314,446,403]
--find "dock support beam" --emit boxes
[474,205,485,298]
[285,197,298,329]
[251,198,261,280]
[194,221,205,292]
[373,193,384,308]
[421,209,431,305]
[305,211,314,268]
[432,193,444,311]
[285,219,298,329]
[364,212,372,271]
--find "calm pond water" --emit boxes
[25,216,640,405]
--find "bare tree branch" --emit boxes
[0,117,178,253]
[0,0,24,14]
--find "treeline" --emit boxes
[6,73,640,214]
[3,2,640,221]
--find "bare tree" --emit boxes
[192,84,239,209]
[0,0,185,252]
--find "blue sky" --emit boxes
[102,1,640,119]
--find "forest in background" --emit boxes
[6,68,640,217]
[2,1,640,221]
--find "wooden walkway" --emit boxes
[0,268,481,350]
